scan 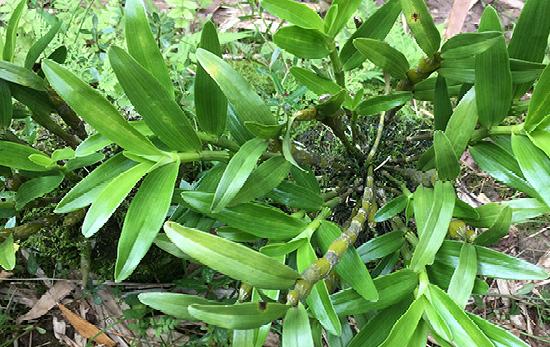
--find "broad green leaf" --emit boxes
[357,92,412,116]
[374,195,408,222]
[195,21,227,136]
[164,221,299,289]
[180,191,307,240]
[138,292,217,320]
[441,32,501,60]
[51,147,75,162]
[0,234,16,270]
[509,59,546,84]
[56,154,137,213]
[427,262,489,295]
[331,269,418,316]
[269,181,324,212]
[426,284,493,347]
[124,0,173,96]
[436,240,549,280]
[260,238,307,257]
[283,303,314,347]
[65,152,105,172]
[82,161,153,238]
[413,77,463,101]
[378,296,426,347]
[109,47,201,151]
[231,156,291,205]
[0,61,46,91]
[28,154,55,169]
[470,142,537,198]
[400,0,440,56]
[24,18,62,69]
[412,185,432,235]
[297,242,341,336]
[115,162,179,281]
[410,181,455,271]
[406,320,429,347]
[453,199,480,220]
[434,75,453,130]
[189,302,289,329]
[324,0,361,37]
[468,314,530,347]
[0,141,50,172]
[273,26,331,59]
[475,9,512,128]
[154,233,188,258]
[2,0,26,62]
[289,67,342,96]
[196,49,276,132]
[503,198,550,224]
[434,131,460,181]
[475,207,512,246]
[233,330,255,347]
[353,39,409,79]
[508,0,550,97]
[244,121,283,139]
[323,4,339,37]
[512,134,550,208]
[447,243,477,308]
[261,0,324,31]
[212,138,267,212]
[528,117,550,158]
[290,165,320,194]
[357,230,404,263]
[316,221,378,302]
[348,299,411,347]
[525,64,550,131]
[42,60,161,157]
[15,174,64,210]
[340,0,402,70]
[0,80,13,128]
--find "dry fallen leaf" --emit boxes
[58,303,116,347]
[17,280,76,323]
[445,0,479,38]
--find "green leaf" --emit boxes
[447,243,477,308]
[233,330,255,347]
[453,199,480,220]
[42,60,161,157]
[434,131,460,181]
[195,49,276,133]
[269,181,324,212]
[0,80,13,128]
[289,67,342,96]
[282,303,314,347]
[507,0,550,97]
[316,221,378,302]
[65,152,105,172]
[323,4,339,37]
[503,198,550,224]
[124,0,173,96]
[244,121,283,139]
[297,242,341,336]
[291,165,320,194]
[470,142,537,198]
[436,240,549,280]
[212,138,268,212]
[15,174,64,210]
[441,32,501,60]
[261,0,324,31]
[154,233,188,258]
[525,64,550,131]
[82,161,153,237]
[230,156,291,205]
[56,154,137,213]
[410,181,455,271]
[356,92,412,116]
[164,221,299,289]
[340,0,402,71]
[475,207,512,246]
[400,0,440,56]
[378,296,426,347]
[357,230,404,263]
[0,141,51,172]
[0,61,46,91]
[426,284,493,347]
[115,162,179,282]
[109,47,201,151]
[475,9,512,128]
[24,18,62,69]
[468,313,530,347]
[512,134,550,208]
[0,233,16,270]
[273,26,332,59]
[509,59,546,84]
[2,0,26,62]
[180,191,307,240]
[374,195,408,222]
[138,292,218,320]
[189,302,289,330]
[433,76,453,130]
[195,21,227,136]
[527,117,550,158]
[427,262,489,295]
[325,0,361,37]
[331,269,418,316]
[353,39,409,79]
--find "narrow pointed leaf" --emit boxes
[427,262,489,295]
[400,0,440,56]
[42,60,160,157]
[273,26,331,59]
[0,80,13,128]
[164,221,299,289]
[475,207,512,246]
[283,303,314,347]
[441,32,501,60]
[525,64,550,131]
[0,141,50,172]
[16,174,64,210]
[357,230,404,263]
[357,92,412,116]
[25,18,62,69]
[124,0,173,96]
[504,198,550,224]
[434,131,460,181]
[0,61,46,91]
[447,242,477,308]
[377,296,426,347]
[2,0,26,62]
[468,314,530,347]
[0,234,16,270]
[268,181,324,212]
[325,0,361,37]
[261,0,324,31]
[289,67,341,96]
[138,292,218,320]
[353,38,409,79]
[374,195,408,222]
[434,75,453,130]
